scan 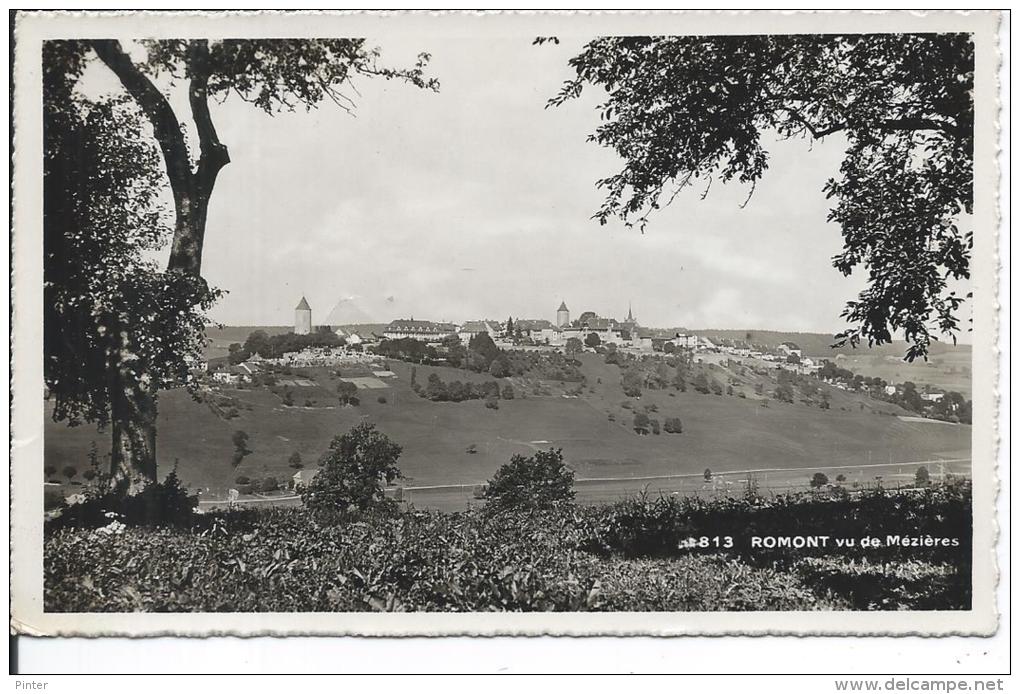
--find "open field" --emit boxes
[832,350,973,397]
[45,346,972,507]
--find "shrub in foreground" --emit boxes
[484,448,574,512]
[301,422,402,521]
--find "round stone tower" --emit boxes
[295,296,312,335]
[556,300,570,328]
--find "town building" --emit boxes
[458,320,501,344]
[384,318,458,342]
[295,296,312,335]
[778,341,803,358]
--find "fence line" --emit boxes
[198,458,970,508]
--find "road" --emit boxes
[198,458,970,514]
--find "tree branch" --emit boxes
[186,40,230,186]
[88,40,193,196]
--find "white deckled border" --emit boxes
[10,9,1002,637]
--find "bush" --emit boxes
[649,419,661,435]
[43,483,971,613]
[484,448,574,512]
[301,423,402,521]
[501,384,515,400]
[485,399,499,410]
[633,412,650,435]
[466,444,478,454]
[663,417,683,434]
[261,476,279,493]
[235,475,251,485]
[915,466,931,486]
[377,395,387,404]
[48,470,198,530]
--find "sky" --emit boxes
[81,36,969,335]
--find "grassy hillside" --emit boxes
[44,351,971,501]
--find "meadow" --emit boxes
[44,347,972,505]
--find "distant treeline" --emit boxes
[373,333,583,382]
[688,329,971,358]
[411,371,514,403]
[229,328,344,362]
[818,361,972,423]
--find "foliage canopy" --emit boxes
[546,34,974,360]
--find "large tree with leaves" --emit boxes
[44,39,437,486]
[544,34,973,360]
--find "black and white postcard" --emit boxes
[10,10,1002,636]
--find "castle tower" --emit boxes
[625,302,637,327]
[556,300,570,328]
[295,296,312,335]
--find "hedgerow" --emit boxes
[43,482,971,612]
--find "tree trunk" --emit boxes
[90,39,229,487]
[107,328,158,491]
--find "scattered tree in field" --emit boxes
[232,430,251,455]
[564,337,584,355]
[810,472,830,489]
[621,368,643,397]
[301,422,402,519]
[485,398,500,410]
[63,466,78,482]
[692,373,710,394]
[501,384,515,400]
[260,476,279,493]
[45,39,437,487]
[703,468,712,482]
[337,380,360,406]
[288,451,303,469]
[545,34,973,360]
[633,412,651,435]
[649,419,661,435]
[835,473,847,484]
[484,448,574,512]
[377,395,387,404]
[82,469,98,482]
[773,383,795,404]
[915,466,931,486]
[663,417,683,434]
[44,465,58,481]
[584,332,601,349]
[488,356,511,378]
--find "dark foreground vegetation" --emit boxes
[45,443,971,613]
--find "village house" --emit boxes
[385,318,458,342]
[778,341,803,358]
[457,320,502,345]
